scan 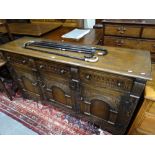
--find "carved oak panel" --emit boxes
[80,83,123,125]
[37,63,73,109]
[36,59,70,78]
[80,68,133,93]
[16,70,39,93]
[10,64,42,101]
[5,52,36,69]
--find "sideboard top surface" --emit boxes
[0,37,152,80]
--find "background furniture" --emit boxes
[93,19,103,28]
[0,23,62,37]
[30,19,84,28]
[128,64,155,134]
[0,20,13,43]
[0,37,151,134]
[6,19,30,23]
[100,19,155,63]
[43,26,103,45]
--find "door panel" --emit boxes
[90,99,110,120]
[14,67,39,93]
[80,83,123,125]
[38,70,73,109]
[52,86,67,105]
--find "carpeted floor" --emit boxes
[0,92,111,135]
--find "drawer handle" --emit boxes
[120,31,125,34]
[32,68,37,72]
[39,65,44,69]
[117,26,126,34]
[117,82,121,87]
[115,40,124,46]
[60,69,65,74]
[85,74,91,80]
[22,60,26,64]
[22,89,26,92]
[32,82,37,86]
[7,56,11,60]
[17,78,22,82]
[116,43,122,46]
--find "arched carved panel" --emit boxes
[90,99,110,120]
[52,86,67,105]
[21,76,40,94]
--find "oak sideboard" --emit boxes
[0,37,152,134]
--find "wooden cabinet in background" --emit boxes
[30,19,84,28]
[128,64,155,135]
[0,37,152,134]
[101,19,155,63]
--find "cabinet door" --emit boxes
[80,83,120,120]
[4,52,42,101]
[104,36,139,48]
[36,60,73,109]
[79,68,134,134]
[13,65,42,101]
[40,72,73,109]
[80,83,126,131]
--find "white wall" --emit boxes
[84,19,95,28]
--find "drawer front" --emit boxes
[36,59,70,78]
[4,52,36,68]
[104,36,155,52]
[104,36,139,49]
[142,27,155,39]
[105,24,141,37]
[104,36,155,62]
[138,40,155,53]
[79,68,133,93]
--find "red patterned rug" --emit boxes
[0,92,111,135]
